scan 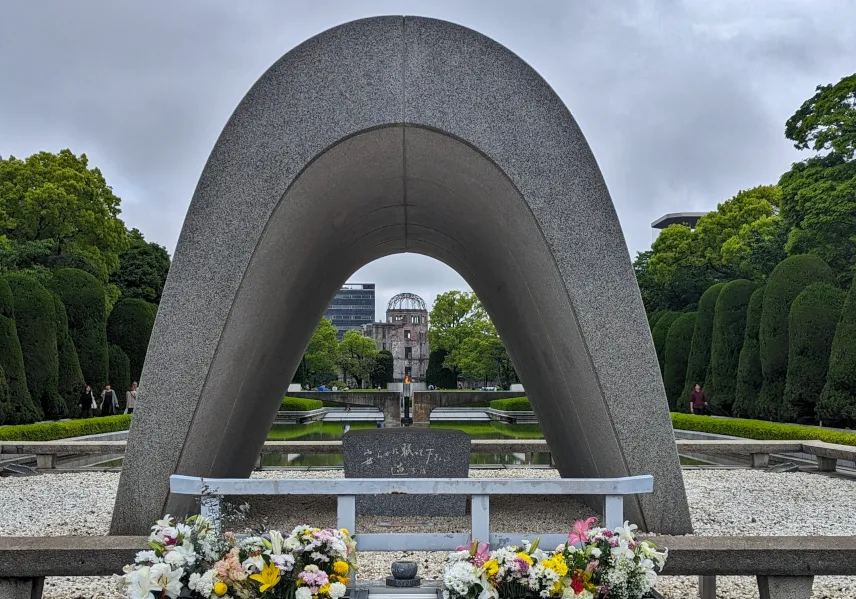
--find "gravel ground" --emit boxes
[1,468,854,599]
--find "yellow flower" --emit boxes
[320,583,331,596]
[213,582,228,596]
[516,552,533,566]
[333,561,350,576]
[483,560,499,578]
[250,562,281,593]
[339,528,350,537]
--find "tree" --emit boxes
[294,318,339,388]
[733,287,765,418]
[111,228,171,304]
[818,275,856,426]
[0,277,39,424]
[49,268,109,391]
[371,350,394,388]
[53,294,84,417]
[7,273,66,419]
[678,283,725,413]
[108,344,131,408]
[785,73,856,160]
[663,312,697,410]
[0,150,128,278]
[107,298,156,384]
[651,311,680,374]
[757,255,834,421]
[428,291,483,375]
[336,330,378,388]
[452,320,518,388]
[426,349,457,389]
[708,279,757,414]
[782,283,845,423]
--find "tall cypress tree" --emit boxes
[663,312,697,411]
[0,278,40,424]
[818,275,856,426]
[733,287,765,419]
[709,280,757,414]
[679,283,725,412]
[54,295,85,417]
[651,311,681,374]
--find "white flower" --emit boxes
[590,547,601,558]
[310,551,330,562]
[615,521,637,544]
[268,531,285,554]
[295,587,312,599]
[270,553,295,572]
[149,563,184,599]
[188,570,215,596]
[328,582,347,599]
[135,550,161,564]
[283,536,301,551]
[155,516,174,529]
[243,553,266,572]
[128,566,158,599]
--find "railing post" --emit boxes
[337,495,356,584]
[0,576,44,599]
[471,495,490,546]
[603,495,623,530]
[698,575,716,599]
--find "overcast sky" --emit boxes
[2,1,854,319]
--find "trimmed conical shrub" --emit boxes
[53,295,85,417]
[709,280,757,414]
[651,311,680,374]
[818,275,856,426]
[7,274,66,419]
[782,283,846,423]
[107,298,156,384]
[49,269,109,391]
[663,312,697,411]
[733,287,765,418]
[0,278,40,424]
[678,283,725,412]
[648,310,665,329]
[108,344,131,409]
[757,255,834,420]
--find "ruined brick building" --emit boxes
[362,293,429,382]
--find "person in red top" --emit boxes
[690,383,709,415]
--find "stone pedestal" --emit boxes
[35,455,55,470]
[757,575,814,599]
[816,456,837,472]
[0,576,44,599]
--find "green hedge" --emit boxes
[818,275,856,426]
[108,344,131,408]
[709,280,757,414]
[54,295,85,418]
[49,268,109,391]
[758,255,834,420]
[670,413,856,447]
[490,396,531,411]
[782,283,845,423]
[0,414,132,441]
[7,274,66,419]
[648,310,665,329]
[733,287,765,418]
[651,311,680,374]
[107,298,156,384]
[679,283,725,412]
[280,396,323,411]
[0,278,39,424]
[663,313,697,410]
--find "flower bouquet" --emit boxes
[115,515,357,599]
[441,519,666,599]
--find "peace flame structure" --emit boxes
[112,16,692,535]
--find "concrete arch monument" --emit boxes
[112,16,692,535]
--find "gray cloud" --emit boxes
[2,0,853,318]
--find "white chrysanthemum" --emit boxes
[328,582,347,599]
[443,561,480,596]
[135,550,161,564]
[295,587,312,599]
[271,553,295,572]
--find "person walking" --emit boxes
[101,385,119,416]
[125,381,138,414]
[690,383,709,416]
[79,384,95,418]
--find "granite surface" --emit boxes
[343,428,469,516]
[114,16,691,535]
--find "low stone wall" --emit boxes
[288,392,400,425]
[412,391,524,423]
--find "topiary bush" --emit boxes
[818,275,856,426]
[7,273,66,419]
[490,397,531,411]
[49,268,109,391]
[679,283,725,412]
[280,396,323,411]
[663,312,697,411]
[108,344,131,409]
[757,255,834,421]
[782,283,846,423]
[733,287,765,418]
[708,280,757,414]
[53,295,85,418]
[0,414,131,441]
[107,298,156,384]
[648,310,665,329]
[651,311,680,374]
[0,277,40,424]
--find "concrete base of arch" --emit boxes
[111,16,691,535]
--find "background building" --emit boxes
[363,292,429,382]
[325,283,375,339]
[651,212,708,231]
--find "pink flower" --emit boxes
[568,517,597,546]
[472,543,489,567]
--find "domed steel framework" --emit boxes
[387,292,427,312]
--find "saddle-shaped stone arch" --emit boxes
[112,16,692,535]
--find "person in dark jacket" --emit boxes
[690,384,709,415]
[79,384,95,418]
[101,385,119,416]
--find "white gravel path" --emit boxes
[1,468,854,599]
